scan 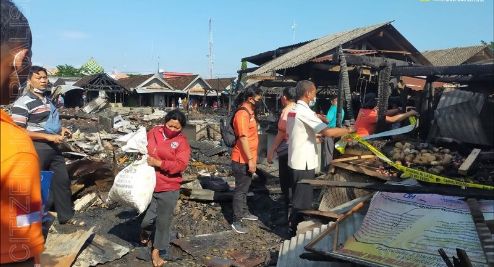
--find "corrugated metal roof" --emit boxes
[421,45,490,66]
[251,21,392,76]
[276,196,370,267]
[435,89,491,145]
[277,223,353,267]
[437,88,485,113]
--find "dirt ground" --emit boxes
[54,172,291,267]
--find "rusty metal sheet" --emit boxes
[40,227,95,267]
[72,234,130,267]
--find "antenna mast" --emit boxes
[291,21,297,44]
[208,18,214,79]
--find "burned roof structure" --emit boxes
[73,73,127,104]
[241,21,431,87]
[238,20,494,145]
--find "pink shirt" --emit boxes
[278,102,295,140]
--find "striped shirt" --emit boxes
[11,91,53,133]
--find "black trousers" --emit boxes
[231,161,252,222]
[321,137,335,172]
[278,154,292,217]
[289,167,315,232]
[34,141,74,223]
[141,190,180,250]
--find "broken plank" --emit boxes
[299,180,494,199]
[479,151,494,161]
[40,227,95,267]
[74,193,98,212]
[188,189,234,201]
[331,162,393,181]
[71,183,85,195]
[299,209,343,219]
[332,155,376,163]
[72,234,130,267]
[459,148,481,175]
[343,149,374,156]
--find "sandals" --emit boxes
[62,218,85,226]
[140,230,152,245]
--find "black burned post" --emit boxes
[418,78,434,140]
[335,47,344,127]
[376,62,392,133]
[337,45,354,125]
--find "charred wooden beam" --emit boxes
[331,162,394,181]
[332,54,417,69]
[376,63,392,133]
[299,180,494,199]
[338,46,355,124]
[237,66,259,74]
[391,64,494,76]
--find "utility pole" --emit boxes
[208,18,214,79]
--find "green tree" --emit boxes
[240,61,248,83]
[481,40,494,51]
[56,64,83,77]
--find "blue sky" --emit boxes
[15,0,494,78]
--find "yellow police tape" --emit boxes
[340,132,494,191]
[336,117,418,155]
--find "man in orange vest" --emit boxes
[1,1,44,266]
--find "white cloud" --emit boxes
[60,31,89,40]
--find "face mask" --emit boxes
[164,125,180,139]
[33,87,45,94]
[309,98,317,107]
[253,99,263,110]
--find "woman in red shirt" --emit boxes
[354,93,418,137]
[140,109,191,267]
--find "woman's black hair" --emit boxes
[362,93,377,109]
[164,109,187,127]
[282,87,296,101]
[28,66,47,79]
[234,86,263,107]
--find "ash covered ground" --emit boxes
[50,108,294,267]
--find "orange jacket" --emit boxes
[1,109,44,264]
[231,103,258,164]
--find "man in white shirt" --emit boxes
[286,80,355,235]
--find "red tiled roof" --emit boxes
[401,76,446,91]
[164,75,198,90]
[118,74,154,90]
[162,72,194,78]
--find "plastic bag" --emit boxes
[121,127,148,154]
[107,155,156,214]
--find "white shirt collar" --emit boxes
[297,100,310,109]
